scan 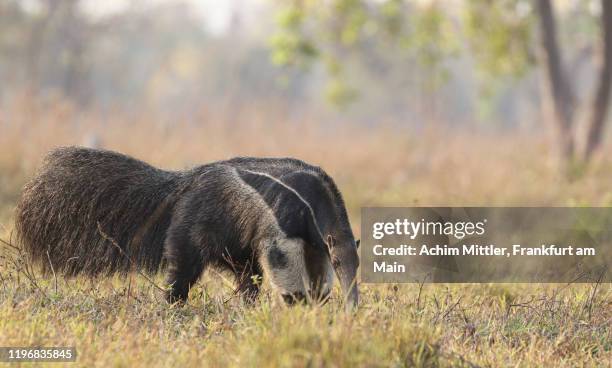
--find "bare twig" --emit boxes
[1,235,47,299]
[442,295,463,321]
[586,268,605,320]
[96,222,166,293]
[0,235,21,252]
[46,247,58,294]
[209,268,239,293]
[416,275,427,311]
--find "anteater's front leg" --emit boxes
[164,232,206,304]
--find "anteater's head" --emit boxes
[261,237,335,305]
[240,167,359,310]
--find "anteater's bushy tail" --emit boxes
[15,147,183,276]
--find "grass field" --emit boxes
[0,102,611,367]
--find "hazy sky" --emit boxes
[79,0,262,34]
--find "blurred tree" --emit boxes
[534,0,575,161]
[271,0,612,165]
[466,0,611,165]
[270,0,458,117]
[463,0,535,118]
[581,0,612,160]
[0,0,95,103]
[534,0,612,163]
[0,1,310,115]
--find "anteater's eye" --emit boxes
[332,256,341,268]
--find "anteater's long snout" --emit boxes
[331,244,360,312]
[342,278,359,312]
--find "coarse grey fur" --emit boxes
[15,147,353,305]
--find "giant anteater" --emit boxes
[15,147,359,308]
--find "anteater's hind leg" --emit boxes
[164,232,206,304]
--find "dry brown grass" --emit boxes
[0,99,611,367]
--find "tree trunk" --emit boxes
[536,0,575,160]
[581,0,612,160]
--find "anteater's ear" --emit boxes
[355,239,360,249]
[324,234,335,256]
[326,234,335,248]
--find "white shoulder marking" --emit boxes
[228,166,286,237]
